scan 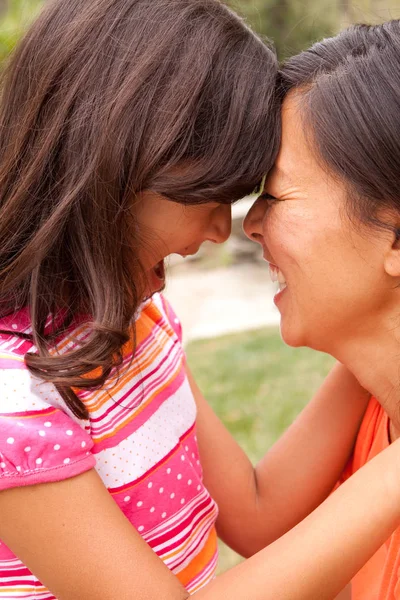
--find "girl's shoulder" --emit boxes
[0,306,35,360]
[0,310,95,492]
[139,293,183,343]
[0,292,182,364]
[0,294,185,494]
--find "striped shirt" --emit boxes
[0,293,219,598]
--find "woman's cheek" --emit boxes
[263,207,297,259]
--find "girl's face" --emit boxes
[136,193,231,297]
[243,94,396,353]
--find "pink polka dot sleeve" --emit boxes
[0,365,95,490]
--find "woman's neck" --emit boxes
[331,319,400,438]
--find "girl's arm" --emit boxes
[0,437,400,600]
[187,362,370,556]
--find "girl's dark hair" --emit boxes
[279,20,400,229]
[0,0,280,418]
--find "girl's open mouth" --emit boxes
[146,259,166,297]
[153,259,165,281]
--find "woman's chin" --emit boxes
[279,319,308,349]
[280,321,335,355]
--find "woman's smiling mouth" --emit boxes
[269,263,287,290]
[260,245,288,301]
[268,262,288,306]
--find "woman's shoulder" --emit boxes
[340,396,388,483]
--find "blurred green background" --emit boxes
[229,0,400,58]
[0,0,42,64]
[2,0,400,64]
[2,0,398,576]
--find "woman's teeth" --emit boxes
[269,264,287,291]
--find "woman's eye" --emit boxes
[259,192,278,203]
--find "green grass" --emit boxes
[186,326,335,572]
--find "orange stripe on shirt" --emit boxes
[176,526,218,587]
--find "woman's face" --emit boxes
[136,193,232,297]
[243,93,395,353]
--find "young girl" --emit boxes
[244,18,400,599]
[1,2,400,599]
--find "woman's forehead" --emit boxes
[271,99,339,196]
[271,105,308,188]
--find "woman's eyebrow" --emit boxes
[273,165,293,183]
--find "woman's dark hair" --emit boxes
[279,20,400,230]
[0,0,280,418]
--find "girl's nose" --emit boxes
[207,204,232,244]
[243,197,265,244]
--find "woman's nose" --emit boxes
[243,198,265,244]
[207,204,232,244]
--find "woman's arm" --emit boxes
[1,436,400,600]
[188,362,369,556]
[196,437,400,600]
[336,585,351,600]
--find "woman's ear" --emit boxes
[384,229,400,277]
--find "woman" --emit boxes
[244,19,400,600]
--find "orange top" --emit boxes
[341,397,400,599]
